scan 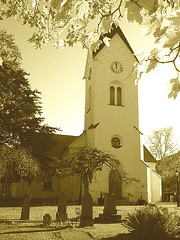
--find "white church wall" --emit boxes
[89,166,110,202]
[151,170,162,202]
[84,52,96,131]
[148,162,157,171]
[11,181,58,198]
[146,165,152,203]
[83,33,149,203]
[11,176,80,202]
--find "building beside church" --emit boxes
[0,26,162,205]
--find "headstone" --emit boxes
[80,192,94,227]
[103,193,117,215]
[56,193,67,222]
[170,195,175,202]
[43,213,51,226]
[98,191,104,205]
[94,193,122,223]
[21,192,31,220]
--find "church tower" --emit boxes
[83,27,149,204]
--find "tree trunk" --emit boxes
[83,174,89,194]
[79,174,83,204]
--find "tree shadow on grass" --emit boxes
[101,233,132,240]
[101,233,180,240]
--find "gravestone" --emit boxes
[95,193,122,223]
[103,193,117,215]
[43,213,51,226]
[98,191,104,205]
[21,192,31,220]
[80,192,94,227]
[56,193,67,222]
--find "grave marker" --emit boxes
[21,192,31,220]
[43,213,51,226]
[103,193,117,215]
[80,192,94,227]
[56,193,67,222]
[95,193,122,223]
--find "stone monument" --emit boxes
[43,213,52,226]
[21,192,31,220]
[56,193,67,222]
[103,193,117,215]
[95,193,122,223]
[80,192,94,227]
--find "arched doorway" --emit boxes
[109,169,122,200]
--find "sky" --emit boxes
[1,17,180,146]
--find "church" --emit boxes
[0,26,162,205]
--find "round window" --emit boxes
[111,137,122,148]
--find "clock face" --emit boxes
[111,137,121,148]
[110,61,123,73]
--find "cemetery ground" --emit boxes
[0,203,180,240]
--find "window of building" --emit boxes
[110,86,115,105]
[88,68,92,80]
[109,83,123,106]
[111,135,123,148]
[87,86,92,111]
[117,87,122,106]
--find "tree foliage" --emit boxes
[125,205,180,240]
[0,30,58,183]
[52,145,142,193]
[155,151,180,192]
[0,30,22,68]
[146,127,179,191]
[0,145,41,183]
[146,127,177,161]
[1,0,180,97]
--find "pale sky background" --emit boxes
[1,17,180,146]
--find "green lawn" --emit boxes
[0,203,179,240]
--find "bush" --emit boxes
[124,205,180,240]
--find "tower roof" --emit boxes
[144,146,157,163]
[93,24,138,62]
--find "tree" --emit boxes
[52,145,141,200]
[0,30,58,183]
[0,145,41,184]
[146,126,178,184]
[1,0,180,98]
[157,152,180,193]
[146,127,177,161]
[146,127,180,199]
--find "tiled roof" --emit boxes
[144,146,157,163]
[47,134,78,156]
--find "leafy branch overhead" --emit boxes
[1,1,180,97]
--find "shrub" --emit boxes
[124,205,180,240]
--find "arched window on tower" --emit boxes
[117,87,122,106]
[110,86,115,105]
[109,82,124,106]
[88,86,92,110]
